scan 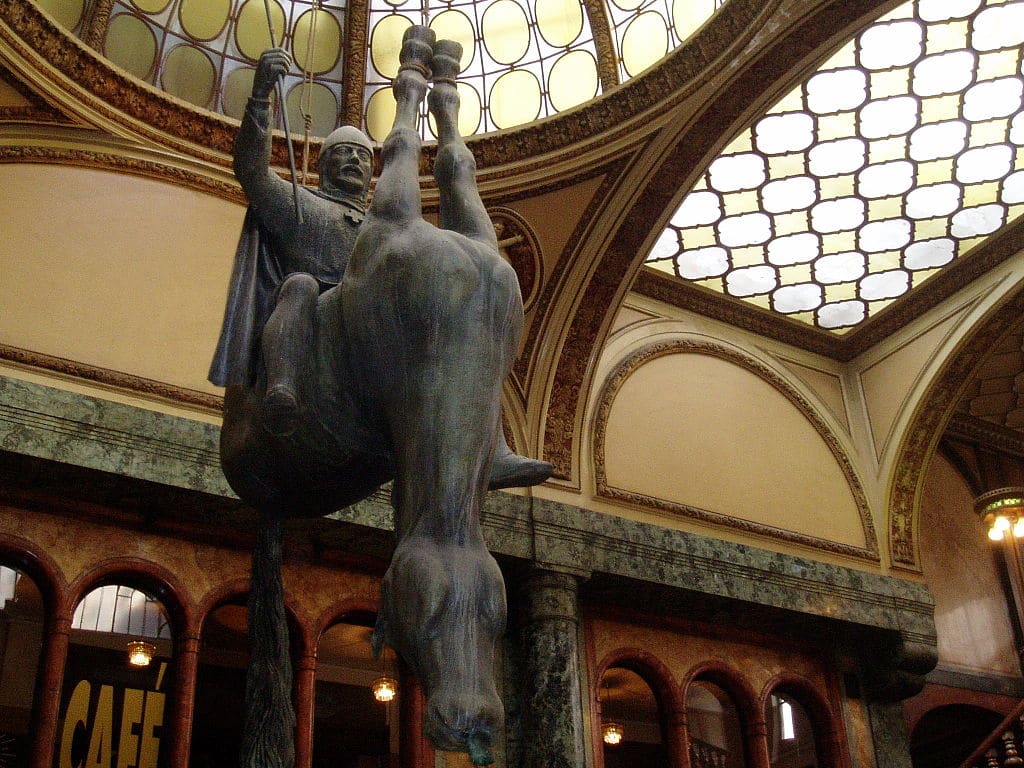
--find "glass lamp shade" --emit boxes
[372,676,398,702]
[976,488,1024,542]
[127,640,156,667]
[602,721,624,745]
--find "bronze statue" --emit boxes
[210,26,550,767]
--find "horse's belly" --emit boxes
[221,386,392,517]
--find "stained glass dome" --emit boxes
[36,0,722,141]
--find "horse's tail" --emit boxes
[241,510,295,768]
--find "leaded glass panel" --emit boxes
[645,0,1024,331]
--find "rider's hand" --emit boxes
[253,48,292,100]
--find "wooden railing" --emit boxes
[690,738,728,768]
[961,700,1024,768]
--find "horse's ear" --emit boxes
[371,611,388,659]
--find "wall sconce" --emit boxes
[602,721,624,746]
[127,640,156,667]
[975,488,1024,541]
[372,676,398,702]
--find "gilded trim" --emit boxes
[581,0,619,92]
[592,339,879,561]
[0,145,245,203]
[512,154,633,391]
[0,344,223,412]
[81,0,115,50]
[341,0,370,129]
[889,290,1024,570]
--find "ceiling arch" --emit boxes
[537,0,895,481]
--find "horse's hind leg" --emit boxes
[367,25,434,226]
[428,42,496,247]
[428,43,554,489]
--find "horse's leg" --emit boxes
[261,272,319,435]
[366,25,434,227]
[428,43,553,490]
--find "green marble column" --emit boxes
[866,700,914,768]
[512,566,587,768]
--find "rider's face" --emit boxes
[324,143,372,197]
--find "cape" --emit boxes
[208,207,284,387]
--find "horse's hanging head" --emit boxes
[377,539,506,765]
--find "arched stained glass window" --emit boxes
[362,0,599,141]
[645,0,1024,331]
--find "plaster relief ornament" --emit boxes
[209,27,553,768]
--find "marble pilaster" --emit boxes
[865,701,914,768]
[511,567,588,768]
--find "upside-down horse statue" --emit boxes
[209,24,551,768]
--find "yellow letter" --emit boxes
[58,680,91,768]
[137,691,164,768]
[86,685,114,768]
[117,688,144,768]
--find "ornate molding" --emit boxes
[513,154,633,399]
[0,61,71,124]
[490,207,543,312]
[889,289,1024,570]
[81,0,115,50]
[945,411,1024,460]
[341,0,370,129]
[0,145,245,203]
[592,339,879,561]
[581,0,619,92]
[0,344,222,412]
[634,270,838,356]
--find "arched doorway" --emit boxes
[599,665,668,768]
[911,704,1005,768]
[0,564,45,768]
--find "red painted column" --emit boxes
[31,610,71,768]
[665,709,689,768]
[166,631,200,768]
[400,673,434,768]
[746,715,772,768]
[294,652,317,768]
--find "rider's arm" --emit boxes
[232,49,293,215]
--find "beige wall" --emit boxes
[0,164,243,397]
[920,452,1020,677]
[601,350,866,547]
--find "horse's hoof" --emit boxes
[431,40,462,84]
[488,453,554,490]
[467,733,494,766]
[262,385,299,437]
[398,25,435,79]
